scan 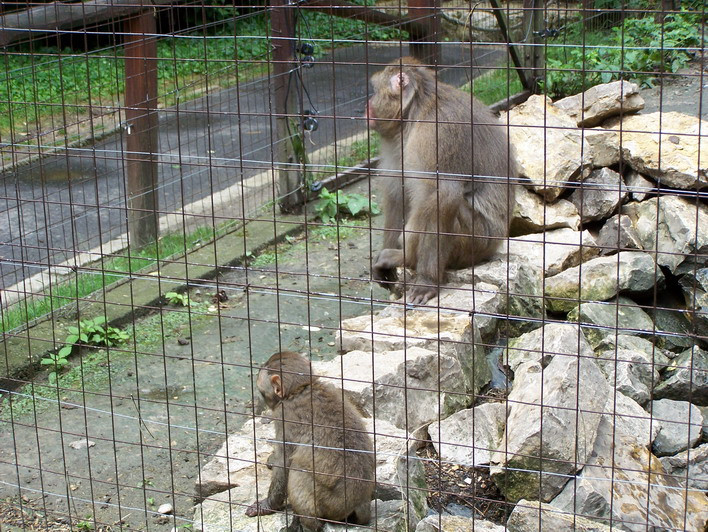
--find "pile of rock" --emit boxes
[192,81,707,531]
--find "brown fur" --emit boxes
[245,352,374,532]
[367,57,517,304]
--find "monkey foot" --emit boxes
[406,284,438,305]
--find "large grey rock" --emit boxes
[679,267,708,341]
[551,415,708,532]
[650,307,696,351]
[545,252,664,313]
[659,442,708,491]
[449,254,544,337]
[650,398,704,456]
[584,128,620,168]
[428,402,506,467]
[624,170,655,202]
[196,417,275,498]
[503,322,593,373]
[507,228,599,277]
[415,515,505,532]
[337,283,502,353]
[506,499,612,531]
[594,334,672,368]
[568,297,655,347]
[554,80,644,127]
[596,214,642,255]
[512,186,581,235]
[608,391,660,447]
[396,430,430,526]
[596,347,659,405]
[490,355,608,502]
[624,195,708,273]
[569,168,628,223]
[504,95,592,200]
[314,347,471,431]
[609,111,708,190]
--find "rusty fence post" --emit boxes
[124,8,159,248]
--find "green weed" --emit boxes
[165,291,191,307]
[42,316,129,384]
[314,188,380,224]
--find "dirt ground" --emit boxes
[1,57,706,531]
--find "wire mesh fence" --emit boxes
[0,1,706,531]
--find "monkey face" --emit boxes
[256,369,281,410]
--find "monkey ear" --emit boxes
[389,72,410,92]
[270,374,284,398]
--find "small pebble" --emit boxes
[157,503,173,515]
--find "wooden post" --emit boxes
[124,9,158,248]
[522,0,543,94]
[408,0,440,66]
[271,0,303,213]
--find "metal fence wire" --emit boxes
[0,1,706,530]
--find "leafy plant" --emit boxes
[541,10,701,98]
[165,291,191,307]
[43,316,130,384]
[41,350,72,385]
[315,188,380,224]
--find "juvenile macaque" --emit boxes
[245,351,374,531]
[366,57,517,304]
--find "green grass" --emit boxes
[463,67,524,105]
[0,224,228,334]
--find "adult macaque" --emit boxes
[245,351,374,531]
[366,57,517,304]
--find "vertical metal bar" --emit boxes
[272,0,303,213]
[124,9,158,248]
[408,0,440,65]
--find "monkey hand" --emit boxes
[245,498,277,517]
[373,249,402,290]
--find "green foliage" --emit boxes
[542,11,701,98]
[76,519,94,531]
[165,291,191,307]
[42,316,129,384]
[1,16,271,137]
[315,187,380,224]
[302,0,405,42]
